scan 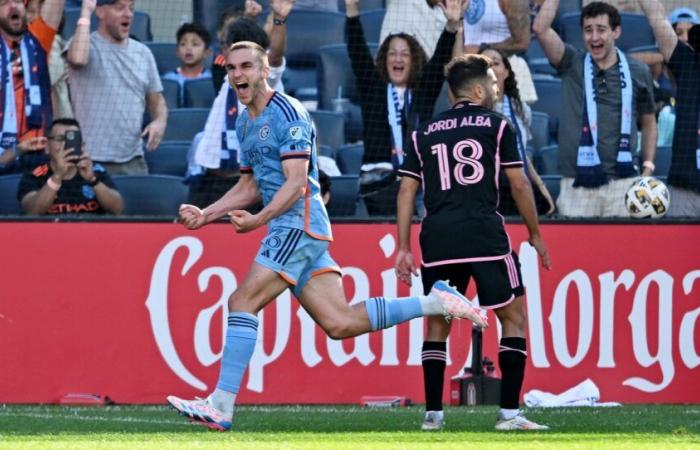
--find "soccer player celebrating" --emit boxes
[167,41,488,431]
[395,54,552,431]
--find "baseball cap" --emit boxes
[668,7,700,26]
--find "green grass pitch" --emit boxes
[0,404,698,449]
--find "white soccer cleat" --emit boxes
[495,413,549,431]
[430,280,488,328]
[421,411,445,431]
[166,395,233,431]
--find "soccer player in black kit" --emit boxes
[395,54,552,431]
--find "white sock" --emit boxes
[419,294,444,315]
[211,388,236,416]
[499,408,520,420]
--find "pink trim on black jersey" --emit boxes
[421,252,510,267]
[501,161,524,166]
[504,253,519,288]
[398,169,421,180]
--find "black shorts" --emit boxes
[421,251,525,309]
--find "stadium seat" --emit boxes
[326,175,360,217]
[62,8,152,42]
[145,141,190,177]
[529,111,550,151]
[359,9,386,44]
[0,174,22,215]
[146,42,180,75]
[338,0,384,11]
[559,12,655,52]
[336,143,364,175]
[535,145,559,175]
[432,81,450,116]
[319,144,336,160]
[282,69,318,101]
[540,174,561,204]
[526,38,557,76]
[653,146,671,177]
[310,110,345,150]
[318,43,378,142]
[532,77,562,141]
[160,78,181,109]
[164,108,210,141]
[112,175,188,216]
[183,79,216,108]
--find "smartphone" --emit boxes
[64,129,82,158]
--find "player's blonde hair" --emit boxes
[229,41,269,68]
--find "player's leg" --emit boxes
[473,252,548,430]
[419,264,470,431]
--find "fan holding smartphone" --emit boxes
[17,119,124,216]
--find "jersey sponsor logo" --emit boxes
[47,200,100,214]
[424,116,492,136]
[289,126,302,140]
[259,125,271,141]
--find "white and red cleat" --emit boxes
[430,280,488,328]
[166,395,233,431]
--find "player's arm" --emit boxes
[179,173,261,229]
[395,176,420,286]
[489,0,531,55]
[505,167,551,270]
[638,0,677,62]
[66,0,95,68]
[532,0,565,67]
[41,0,67,30]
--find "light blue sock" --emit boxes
[364,296,424,331]
[216,312,258,393]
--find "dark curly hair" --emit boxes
[375,33,427,90]
[479,46,524,121]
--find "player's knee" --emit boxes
[322,319,357,340]
[496,297,527,332]
[228,290,260,313]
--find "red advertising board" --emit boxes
[1,222,698,404]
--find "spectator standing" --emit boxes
[460,0,538,104]
[0,0,66,169]
[345,0,465,215]
[533,0,657,217]
[188,2,292,208]
[480,46,555,215]
[18,118,123,215]
[26,0,72,120]
[66,0,167,175]
[162,22,212,98]
[639,0,700,217]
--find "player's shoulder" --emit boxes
[268,91,309,123]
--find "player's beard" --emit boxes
[0,14,28,38]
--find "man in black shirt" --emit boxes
[396,54,551,431]
[18,118,123,215]
[640,0,700,217]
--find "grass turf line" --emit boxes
[0,404,698,449]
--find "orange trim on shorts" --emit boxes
[278,271,297,286]
[311,266,342,278]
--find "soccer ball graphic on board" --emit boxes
[624,176,670,219]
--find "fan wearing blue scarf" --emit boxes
[534,0,657,217]
[640,0,700,217]
[0,0,64,166]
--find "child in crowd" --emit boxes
[163,23,213,96]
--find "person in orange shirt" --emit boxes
[0,0,65,170]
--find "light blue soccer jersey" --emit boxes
[237,92,332,241]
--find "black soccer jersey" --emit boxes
[399,101,523,266]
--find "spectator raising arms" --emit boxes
[639,0,700,217]
[18,118,123,215]
[533,0,657,218]
[66,0,167,176]
[0,0,66,170]
[344,0,466,216]
[479,46,555,215]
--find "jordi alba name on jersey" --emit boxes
[237,92,332,241]
[399,102,523,264]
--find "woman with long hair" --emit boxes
[344,0,466,215]
[480,46,556,215]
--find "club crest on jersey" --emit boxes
[259,125,271,141]
[289,126,302,139]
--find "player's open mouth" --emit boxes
[235,82,249,96]
[10,13,21,25]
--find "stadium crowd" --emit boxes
[0,0,698,218]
